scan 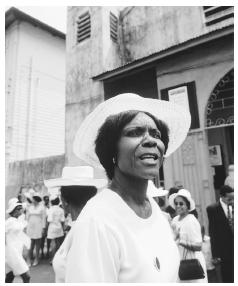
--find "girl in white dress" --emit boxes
[169,189,207,283]
[5,199,31,283]
[26,192,46,266]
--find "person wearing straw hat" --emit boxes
[64,93,191,283]
[44,165,107,283]
[5,198,31,283]
[169,189,207,282]
[26,191,46,266]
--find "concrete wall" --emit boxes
[66,7,121,169]
[6,154,65,205]
[6,20,65,162]
[120,6,233,64]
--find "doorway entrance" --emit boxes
[205,69,234,200]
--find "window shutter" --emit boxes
[110,12,118,42]
[203,6,234,26]
[77,12,91,44]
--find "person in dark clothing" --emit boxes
[206,185,234,283]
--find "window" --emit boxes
[203,6,234,26]
[76,12,91,44]
[110,12,118,42]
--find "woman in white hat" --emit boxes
[65,93,191,282]
[44,165,107,282]
[5,199,31,283]
[26,191,46,266]
[169,189,207,282]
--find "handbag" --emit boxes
[178,245,205,280]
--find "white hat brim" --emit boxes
[73,93,191,169]
[169,192,195,211]
[6,202,22,214]
[44,178,107,189]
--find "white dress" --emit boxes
[26,204,46,239]
[65,189,180,283]
[47,205,65,239]
[5,217,30,275]
[172,214,208,283]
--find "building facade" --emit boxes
[66,6,234,228]
[5,7,66,201]
[5,7,66,163]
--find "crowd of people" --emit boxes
[5,93,234,283]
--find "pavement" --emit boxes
[13,258,55,283]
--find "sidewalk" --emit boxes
[13,258,54,283]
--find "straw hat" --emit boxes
[73,93,191,169]
[6,198,22,214]
[44,166,107,189]
[147,181,169,197]
[169,189,195,211]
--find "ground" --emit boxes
[13,258,54,283]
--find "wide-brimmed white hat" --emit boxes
[44,166,107,189]
[73,93,191,169]
[147,181,169,197]
[6,198,22,214]
[169,189,195,211]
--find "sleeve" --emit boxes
[60,208,65,222]
[47,208,52,223]
[179,216,202,245]
[65,217,120,282]
[206,206,220,258]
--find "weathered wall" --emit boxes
[6,154,65,204]
[120,6,204,63]
[66,7,121,169]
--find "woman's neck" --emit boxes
[110,168,149,205]
[70,206,83,221]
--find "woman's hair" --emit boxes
[176,195,191,210]
[95,110,169,180]
[32,196,42,203]
[51,197,60,205]
[60,185,97,207]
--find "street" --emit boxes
[13,258,55,283]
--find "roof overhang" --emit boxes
[5,7,65,40]
[93,25,233,81]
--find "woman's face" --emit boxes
[116,112,165,179]
[174,196,189,217]
[12,206,23,218]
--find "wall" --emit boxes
[66,7,121,168]
[6,20,66,162]
[6,154,65,205]
[120,6,204,63]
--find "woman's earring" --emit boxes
[112,158,116,165]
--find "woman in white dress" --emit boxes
[26,192,46,266]
[47,195,65,263]
[64,93,191,282]
[44,165,107,282]
[5,199,31,283]
[169,189,207,282]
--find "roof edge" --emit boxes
[5,7,65,40]
[93,24,233,81]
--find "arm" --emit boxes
[179,215,202,252]
[65,217,120,282]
